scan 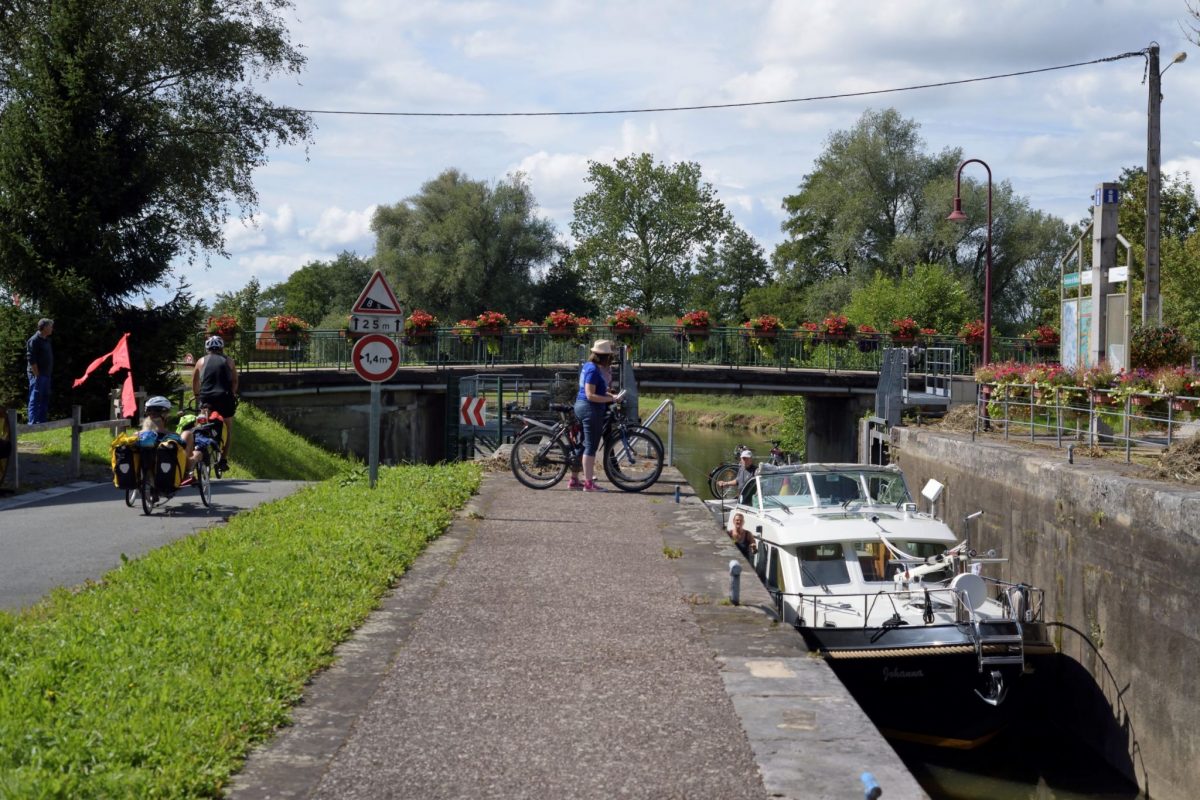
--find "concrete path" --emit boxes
[229,469,927,800]
[0,479,309,612]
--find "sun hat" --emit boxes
[590,339,616,355]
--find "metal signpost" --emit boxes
[349,269,403,487]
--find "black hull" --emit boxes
[799,621,1055,748]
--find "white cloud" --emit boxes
[301,205,378,248]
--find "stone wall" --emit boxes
[890,426,1200,800]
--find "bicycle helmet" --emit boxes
[205,335,224,351]
[145,395,172,413]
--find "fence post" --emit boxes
[70,405,82,478]
[7,408,18,490]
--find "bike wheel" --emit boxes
[197,458,212,507]
[708,463,739,500]
[140,476,154,516]
[509,429,570,489]
[124,488,136,507]
[602,428,664,492]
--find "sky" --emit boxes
[178,0,1200,307]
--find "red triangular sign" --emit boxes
[352,270,401,314]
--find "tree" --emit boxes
[571,153,731,317]
[0,0,311,409]
[260,252,373,328]
[687,228,770,324]
[774,108,961,284]
[529,257,597,323]
[843,264,976,333]
[372,170,560,322]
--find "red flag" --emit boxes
[108,333,130,374]
[73,335,137,416]
[120,373,136,419]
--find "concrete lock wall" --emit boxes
[888,426,1200,800]
[250,390,445,464]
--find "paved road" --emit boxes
[0,479,308,612]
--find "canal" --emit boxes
[649,418,1144,800]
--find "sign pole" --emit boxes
[369,380,381,488]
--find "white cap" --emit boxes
[741,450,754,459]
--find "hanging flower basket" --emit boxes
[856,324,880,352]
[1171,398,1197,413]
[206,315,240,341]
[402,309,439,345]
[268,315,311,347]
[607,309,647,344]
[544,309,580,338]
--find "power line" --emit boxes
[290,49,1147,118]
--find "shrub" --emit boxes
[1130,324,1191,369]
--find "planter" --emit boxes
[1088,391,1117,407]
[1129,394,1154,408]
[1171,398,1197,413]
[477,327,506,337]
[547,326,577,338]
[821,333,850,347]
[275,333,303,347]
[748,330,779,340]
[891,335,916,345]
[857,337,880,353]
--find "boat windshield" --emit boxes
[798,543,851,587]
[808,470,910,508]
[853,540,950,582]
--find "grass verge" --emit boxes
[17,402,352,481]
[0,462,481,798]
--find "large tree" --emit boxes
[371,170,560,322]
[0,0,310,410]
[260,251,374,329]
[571,153,731,318]
[687,227,770,324]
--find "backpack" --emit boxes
[154,438,188,492]
[110,432,141,489]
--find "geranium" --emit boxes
[268,315,310,343]
[476,310,510,331]
[1027,324,1059,346]
[544,309,578,330]
[453,318,479,343]
[959,319,986,343]
[820,314,856,337]
[403,309,438,335]
[206,314,239,339]
[919,327,938,337]
[1154,366,1190,396]
[974,364,998,383]
[1114,368,1157,407]
[513,319,539,336]
[676,310,711,330]
[606,308,645,331]
[857,323,878,335]
[889,317,920,338]
[743,314,782,335]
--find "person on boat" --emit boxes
[718,450,758,495]
[728,512,756,557]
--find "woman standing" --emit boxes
[572,340,624,492]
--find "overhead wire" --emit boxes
[288,49,1148,118]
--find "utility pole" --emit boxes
[1144,43,1162,325]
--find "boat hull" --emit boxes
[799,622,1055,748]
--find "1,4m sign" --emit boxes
[351,334,400,383]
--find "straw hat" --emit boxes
[590,339,616,355]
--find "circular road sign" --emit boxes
[351,333,401,383]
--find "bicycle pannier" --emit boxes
[154,439,187,492]
[110,432,141,489]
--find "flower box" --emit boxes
[547,326,577,338]
[1171,398,1197,413]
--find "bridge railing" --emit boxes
[200,328,1056,376]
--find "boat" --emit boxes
[718,462,1056,749]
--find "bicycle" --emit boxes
[509,401,664,492]
[124,412,222,514]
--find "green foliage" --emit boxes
[0,462,480,797]
[372,170,561,323]
[0,304,39,409]
[1129,324,1192,370]
[776,396,807,459]
[528,257,598,322]
[571,153,732,317]
[1163,232,1200,346]
[844,264,975,332]
[261,252,373,329]
[687,227,770,324]
[0,0,309,417]
[740,283,809,327]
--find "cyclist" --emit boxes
[717,449,758,495]
[573,339,625,492]
[191,335,238,472]
[139,395,202,475]
[176,403,226,476]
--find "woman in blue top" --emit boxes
[573,340,624,492]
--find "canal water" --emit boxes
[649,418,1144,800]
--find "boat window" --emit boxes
[865,473,910,505]
[813,473,864,507]
[853,540,950,581]
[765,546,786,592]
[758,473,814,508]
[798,543,850,587]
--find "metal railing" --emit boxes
[977,382,1200,461]
[197,328,1068,376]
[641,398,675,467]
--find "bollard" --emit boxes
[1067,443,1074,464]
[728,560,741,605]
[674,484,681,503]
[860,771,882,799]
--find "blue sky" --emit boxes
[178,0,1200,307]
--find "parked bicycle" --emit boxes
[509,401,664,492]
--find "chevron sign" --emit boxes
[459,396,486,426]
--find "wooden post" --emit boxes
[70,405,82,478]
[6,408,18,490]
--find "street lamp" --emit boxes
[1145,43,1187,325]
[948,159,992,365]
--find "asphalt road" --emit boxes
[0,479,308,612]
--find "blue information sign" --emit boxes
[1093,188,1120,205]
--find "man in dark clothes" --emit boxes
[25,318,54,424]
[191,335,238,473]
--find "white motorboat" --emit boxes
[719,462,1056,748]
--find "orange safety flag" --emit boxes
[73,333,137,417]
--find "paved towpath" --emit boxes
[230,468,927,800]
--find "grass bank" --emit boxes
[641,393,786,433]
[0,461,481,797]
[18,401,351,481]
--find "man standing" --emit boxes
[25,318,54,424]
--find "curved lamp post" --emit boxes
[948,159,992,365]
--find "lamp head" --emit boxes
[947,196,968,222]
[1172,51,1188,65]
